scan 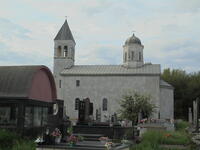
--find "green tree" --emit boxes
[162,68,200,119]
[119,91,156,125]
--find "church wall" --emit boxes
[60,75,160,122]
[160,86,174,119]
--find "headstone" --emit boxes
[78,100,85,124]
[83,98,90,123]
[188,107,193,124]
[193,100,197,125]
[113,113,118,124]
[78,98,93,124]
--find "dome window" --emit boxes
[125,52,127,62]
[131,51,134,60]
[139,52,142,61]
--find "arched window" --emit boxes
[57,46,61,57]
[125,52,127,62]
[102,98,108,111]
[64,46,68,57]
[75,98,80,110]
[139,52,142,61]
[131,51,134,60]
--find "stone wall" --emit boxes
[160,86,174,119]
[60,75,160,122]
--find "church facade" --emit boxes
[53,20,174,122]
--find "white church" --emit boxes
[53,20,174,123]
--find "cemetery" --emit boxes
[0,13,200,150]
[0,65,200,150]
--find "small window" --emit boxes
[64,46,68,57]
[0,106,18,125]
[76,80,80,87]
[25,106,48,127]
[125,52,127,62]
[64,46,68,50]
[59,80,61,88]
[131,51,134,60]
[75,98,80,110]
[71,49,74,59]
[57,46,61,57]
[139,52,142,61]
[102,98,108,111]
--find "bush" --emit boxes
[12,140,36,150]
[175,120,189,131]
[141,130,190,145]
[0,129,18,149]
[130,130,192,150]
[0,129,36,150]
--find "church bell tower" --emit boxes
[53,19,75,99]
[123,33,144,68]
[53,19,76,75]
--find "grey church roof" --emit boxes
[61,64,161,76]
[0,65,47,98]
[160,80,174,89]
[54,19,75,42]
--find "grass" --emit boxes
[0,129,36,150]
[11,140,36,150]
[175,120,189,131]
[141,130,190,145]
[130,120,194,150]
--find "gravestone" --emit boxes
[96,108,101,122]
[193,98,200,132]
[84,98,90,123]
[78,98,93,124]
[193,100,197,126]
[188,107,193,124]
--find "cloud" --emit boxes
[0,0,200,73]
[0,18,30,40]
[175,0,200,12]
[0,18,53,68]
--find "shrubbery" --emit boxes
[0,129,18,149]
[175,120,189,131]
[0,129,36,150]
[131,121,192,150]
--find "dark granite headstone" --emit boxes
[78,98,93,124]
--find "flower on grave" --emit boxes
[67,135,78,144]
[35,136,44,144]
[164,133,172,138]
[105,142,113,150]
[99,136,109,141]
[140,118,147,123]
[51,128,62,137]
[77,135,84,141]
[121,139,129,144]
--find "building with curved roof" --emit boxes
[0,65,61,135]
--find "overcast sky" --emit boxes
[0,0,200,72]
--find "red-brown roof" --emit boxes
[0,65,57,102]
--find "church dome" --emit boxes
[125,33,141,45]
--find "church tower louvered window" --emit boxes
[102,98,108,111]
